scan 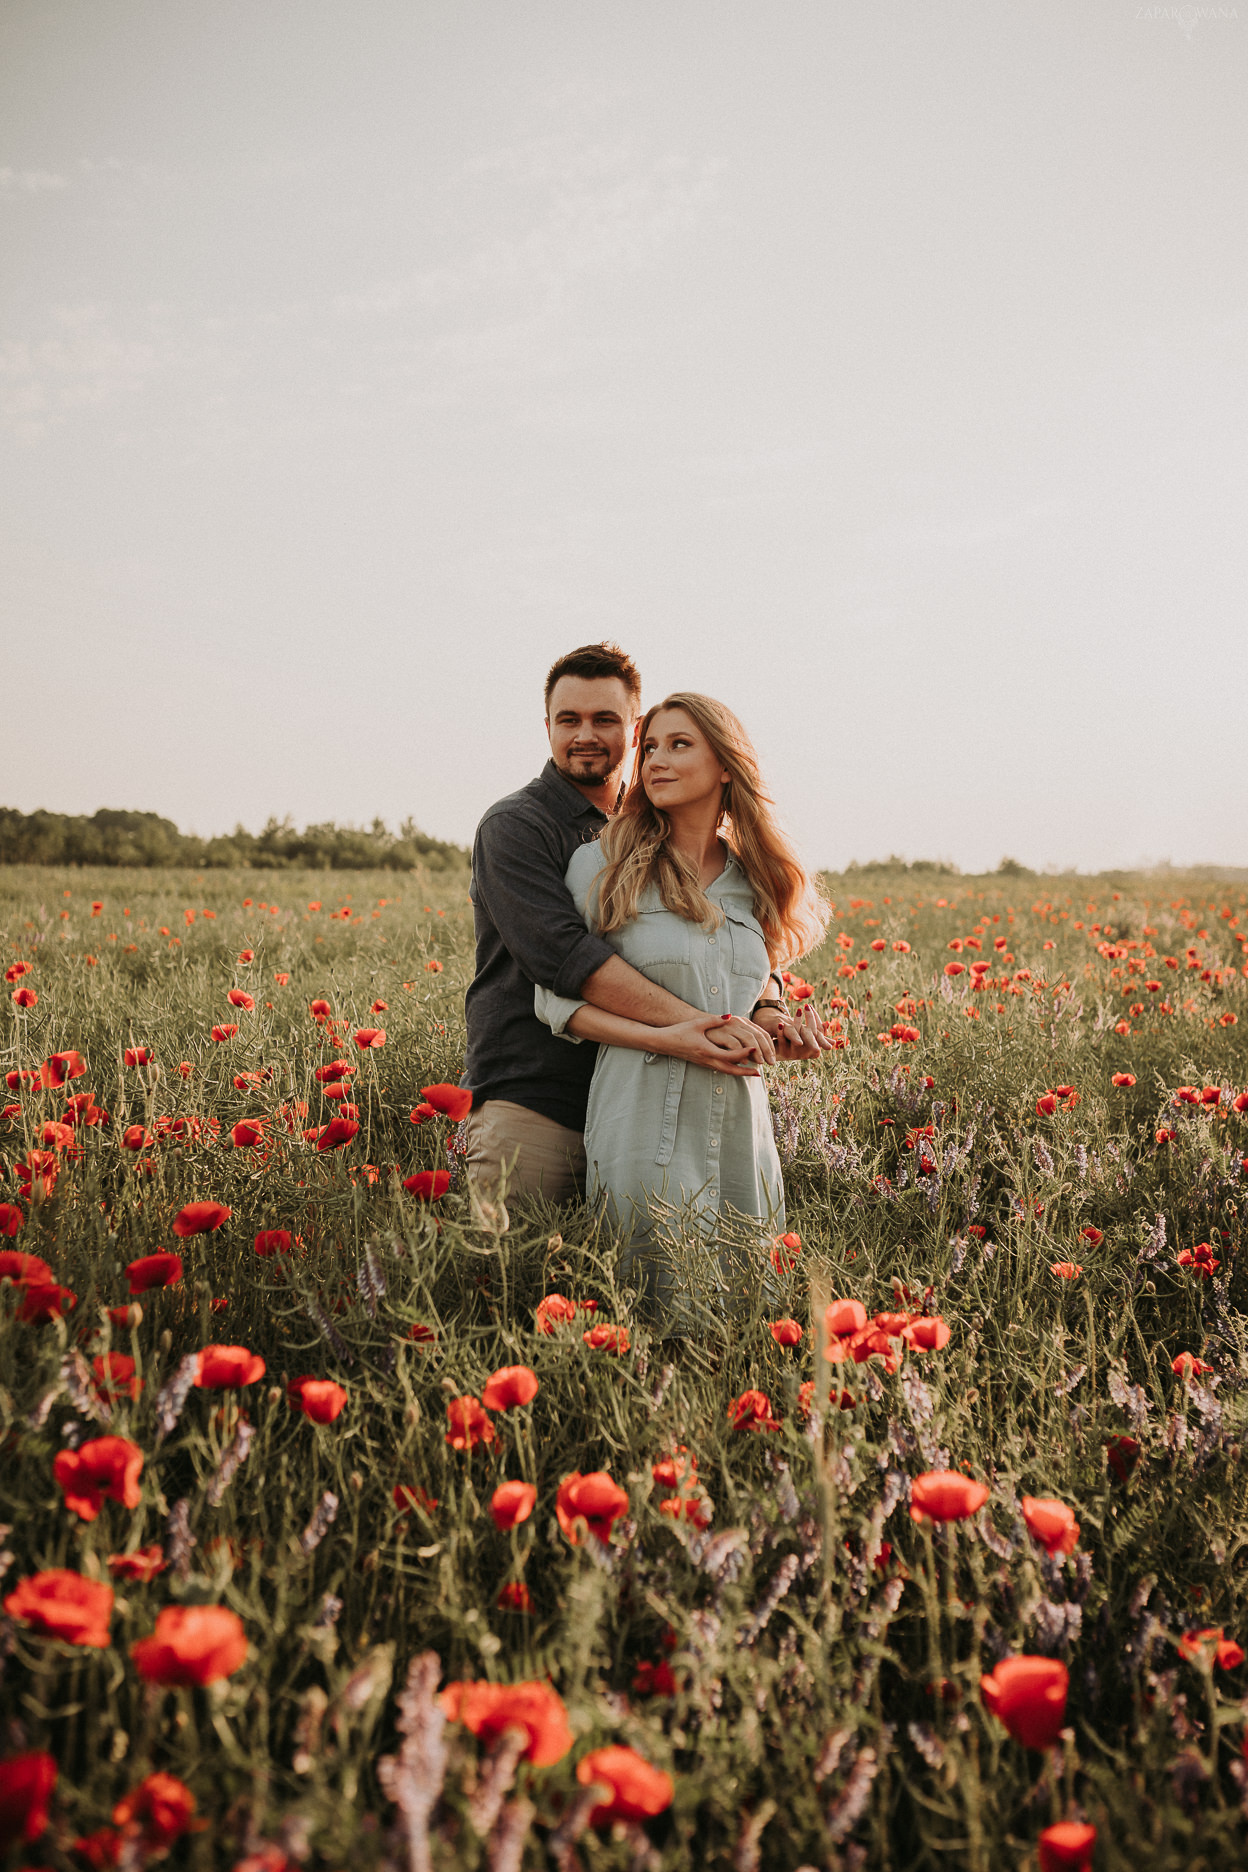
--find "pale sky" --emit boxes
[2,1,1245,873]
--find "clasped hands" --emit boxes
[661,1001,834,1075]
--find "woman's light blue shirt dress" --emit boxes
[534,839,785,1313]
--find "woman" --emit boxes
[535,692,830,1324]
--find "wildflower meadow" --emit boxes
[2,860,1248,1872]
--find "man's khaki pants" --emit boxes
[462,1099,587,1203]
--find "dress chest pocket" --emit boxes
[620,908,694,970]
[725,911,770,987]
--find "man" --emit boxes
[461,641,822,1199]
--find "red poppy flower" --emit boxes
[727,1389,780,1432]
[576,1745,675,1827]
[1038,1821,1096,1872]
[1178,1242,1219,1278]
[1050,1263,1082,1280]
[0,1249,48,1283]
[3,1568,114,1646]
[823,1297,869,1357]
[5,1068,37,1091]
[909,1471,989,1523]
[172,1201,231,1237]
[403,1169,450,1199]
[1172,1351,1214,1378]
[253,1230,292,1257]
[118,1124,152,1152]
[409,1102,437,1124]
[314,1116,359,1152]
[1106,1433,1140,1481]
[1111,1072,1136,1088]
[902,1315,951,1352]
[354,1027,385,1049]
[321,1080,353,1102]
[210,1025,238,1043]
[0,1750,57,1850]
[393,1483,438,1516]
[226,990,255,1012]
[490,1480,537,1530]
[633,1657,678,1696]
[112,1771,196,1852]
[40,1050,86,1088]
[14,1275,75,1321]
[309,998,331,1019]
[418,1082,473,1122]
[92,1352,143,1403]
[1177,1625,1244,1669]
[53,1436,144,1520]
[11,986,36,1008]
[439,1680,573,1766]
[497,1581,532,1613]
[535,1292,578,1332]
[124,1251,182,1295]
[131,1604,247,1685]
[1036,1092,1058,1117]
[556,1470,630,1544]
[446,1395,495,1451]
[482,1364,539,1410]
[980,1655,1068,1749]
[123,1048,153,1067]
[0,1204,26,1237]
[652,1447,698,1489]
[583,1322,630,1354]
[287,1376,348,1423]
[658,1491,713,1528]
[408,1321,437,1345]
[1079,1226,1104,1246]
[769,1230,802,1272]
[4,962,32,982]
[107,1544,166,1582]
[770,1317,803,1347]
[1021,1496,1080,1556]
[195,1344,264,1388]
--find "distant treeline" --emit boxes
[0,808,468,872]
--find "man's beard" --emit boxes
[555,751,615,789]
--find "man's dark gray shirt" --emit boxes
[462,761,617,1130]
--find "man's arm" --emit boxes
[580,954,777,1065]
[472,812,616,997]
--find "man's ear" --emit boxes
[631,718,641,746]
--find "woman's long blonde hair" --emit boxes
[591,692,830,967]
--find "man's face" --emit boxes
[545,675,639,790]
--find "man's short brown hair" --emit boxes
[544,642,641,715]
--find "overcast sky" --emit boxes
[2,1,1245,873]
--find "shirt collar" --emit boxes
[536,758,610,823]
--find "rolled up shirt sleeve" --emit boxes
[534,983,586,1041]
[472,811,615,997]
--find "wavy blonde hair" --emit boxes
[591,692,830,967]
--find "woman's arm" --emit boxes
[565,1003,762,1076]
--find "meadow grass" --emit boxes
[1,861,1247,1871]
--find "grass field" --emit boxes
[2,860,1248,1872]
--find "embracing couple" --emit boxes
[460,642,831,1317]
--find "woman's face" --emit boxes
[640,707,730,813]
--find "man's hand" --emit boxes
[751,1001,835,1060]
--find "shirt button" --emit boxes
[709,985,719,995]
[714,1085,723,1095]
[707,936,717,944]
